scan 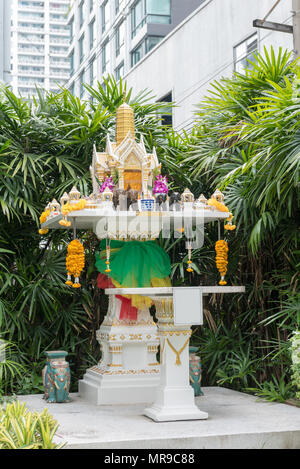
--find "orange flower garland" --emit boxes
[207,199,229,212]
[224,213,236,231]
[59,199,87,227]
[39,208,50,235]
[65,239,85,288]
[215,240,228,286]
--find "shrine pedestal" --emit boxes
[79,295,160,405]
[144,297,208,422]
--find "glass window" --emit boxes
[102,1,110,32]
[146,0,171,24]
[90,19,95,49]
[79,34,85,62]
[79,1,84,28]
[131,41,144,67]
[234,33,257,74]
[70,16,74,40]
[115,0,124,14]
[80,70,85,97]
[90,56,96,86]
[70,49,74,75]
[102,41,109,73]
[115,21,125,56]
[159,92,172,127]
[115,61,124,81]
[131,0,145,38]
[145,35,163,53]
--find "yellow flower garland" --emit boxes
[39,209,50,235]
[65,239,85,288]
[59,199,87,227]
[207,199,229,212]
[224,213,236,231]
[215,240,228,285]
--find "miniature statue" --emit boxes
[189,346,203,397]
[169,192,181,211]
[42,350,71,403]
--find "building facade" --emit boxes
[0,0,12,83]
[124,0,294,131]
[65,0,204,98]
[10,0,71,98]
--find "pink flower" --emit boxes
[100,177,114,193]
[153,174,168,194]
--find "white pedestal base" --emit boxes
[144,386,208,422]
[143,297,208,422]
[79,295,160,405]
[79,367,160,405]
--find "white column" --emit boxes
[144,297,208,422]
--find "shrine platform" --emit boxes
[18,387,300,449]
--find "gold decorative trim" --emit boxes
[166,337,191,366]
[89,366,159,375]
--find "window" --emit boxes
[70,82,75,96]
[102,1,110,32]
[234,33,257,74]
[131,0,145,38]
[131,41,143,67]
[145,35,163,53]
[70,49,74,75]
[89,19,95,49]
[79,1,84,28]
[115,0,124,14]
[80,70,85,97]
[115,21,125,56]
[146,0,171,24]
[115,61,124,81]
[79,34,85,63]
[131,0,170,37]
[102,41,109,73]
[159,92,172,127]
[131,35,163,67]
[90,56,96,86]
[70,16,74,40]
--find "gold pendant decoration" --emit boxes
[166,336,191,366]
[105,238,111,273]
[186,240,193,273]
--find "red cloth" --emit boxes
[97,273,138,321]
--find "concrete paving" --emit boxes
[18,387,300,449]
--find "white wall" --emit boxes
[124,0,294,131]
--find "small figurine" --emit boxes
[169,192,182,211]
[42,350,71,403]
[189,346,203,397]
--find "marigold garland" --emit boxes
[215,240,228,286]
[224,213,236,231]
[59,199,87,227]
[39,209,50,235]
[207,199,229,212]
[65,239,85,288]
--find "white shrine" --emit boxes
[41,98,245,422]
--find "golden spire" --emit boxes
[115,96,135,146]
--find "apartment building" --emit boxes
[10,0,71,98]
[66,0,204,98]
[0,0,12,83]
[124,0,294,130]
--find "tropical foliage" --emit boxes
[0,50,299,403]
[0,401,63,449]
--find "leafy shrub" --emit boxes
[0,401,64,449]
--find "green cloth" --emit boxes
[95,240,171,288]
